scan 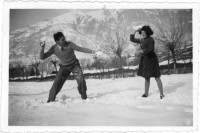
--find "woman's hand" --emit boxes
[137,28,141,32]
[134,28,141,34]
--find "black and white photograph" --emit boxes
[0,0,199,133]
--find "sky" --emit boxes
[10,9,69,31]
[10,9,97,31]
[10,9,191,32]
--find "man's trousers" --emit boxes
[48,64,87,101]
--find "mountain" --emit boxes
[9,9,192,64]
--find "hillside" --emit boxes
[9,9,192,65]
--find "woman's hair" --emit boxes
[139,25,154,37]
[53,32,64,42]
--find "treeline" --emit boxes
[9,55,139,81]
[9,61,192,82]
[9,43,193,82]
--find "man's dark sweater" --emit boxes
[40,41,93,69]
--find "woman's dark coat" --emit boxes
[130,34,161,78]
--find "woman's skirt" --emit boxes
[137,52,161,78]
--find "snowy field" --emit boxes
[9,74,193,126]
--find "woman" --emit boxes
[130,25,164,99]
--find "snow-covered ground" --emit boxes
[9,74,193,126]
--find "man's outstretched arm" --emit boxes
[70,42,95,54]
[40,41,54,60]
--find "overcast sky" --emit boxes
[10,9,191,32]
[10,9,70,31]
[10,9,98,31]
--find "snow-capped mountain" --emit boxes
[9,9,192,64]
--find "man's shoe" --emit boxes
[47,100,55,103]
[81,92,87,100]
[160,94,165,99]
[142,94,148,97]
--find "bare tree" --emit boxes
[38,60,45,80]
[24,65,31,80]
[92,56,105,79]
[9,63,16,80]
[101,31,129,72]
[155,17,186,73]
[101,8,130,75]
[126,54,135,70]
[29,55,41,78]
[49,58,58,73]
[17,63,26,80]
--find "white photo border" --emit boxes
[1,0,199,133]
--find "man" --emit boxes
[40,32,102,102]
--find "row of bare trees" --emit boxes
[9,55,59,80]
[155,13,191,73]
[9,54,139,80]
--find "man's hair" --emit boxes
[53,32,64,42]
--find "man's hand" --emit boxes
[40,41,45,48]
